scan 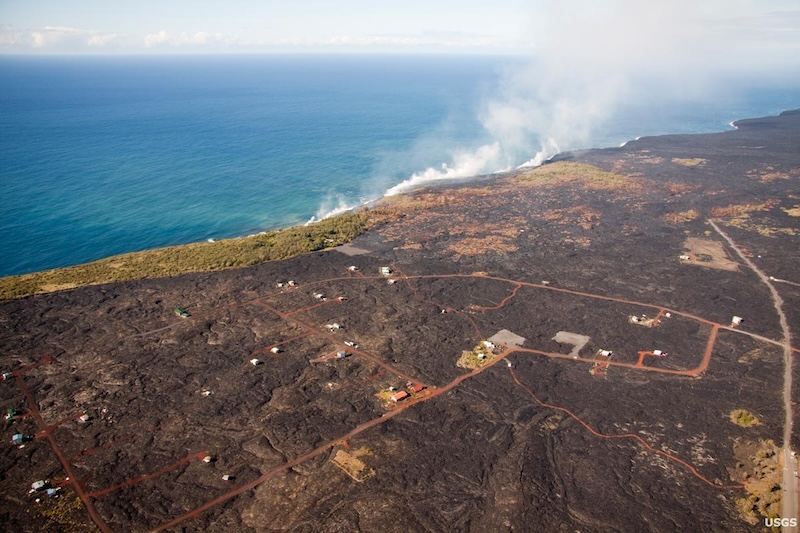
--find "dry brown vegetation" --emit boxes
[746,166,800,183]
[448,237,519,257]
[515,162,639,191]
[331,447,375,482]
[710,200,777,218]
[671,158,706,167]
[729,439,782,526]
[664,209,700,223]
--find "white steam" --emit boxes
[379,0,799,196]
[384,142,502,196]
[306,193,364,224]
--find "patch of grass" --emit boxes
[784,206,800,217]
[730,409,761,428]
[664,209,700,223]
[671,157,706,167]
[40,493,98,532]
[0,213,369,300]
[515,162,637,191]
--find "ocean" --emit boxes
[1,54,798,277]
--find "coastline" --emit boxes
[2,108,797,300]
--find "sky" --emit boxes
[1,0,799,55]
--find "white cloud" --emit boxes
[0,24,123,51]
[143,29,238,49]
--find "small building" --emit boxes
[380,267,392,276]
[599,350,612,357]
[201,390,213,397]
[6,408,18,420]
[477,353,486,360]
[387,279,397,285]
[411,384,425,394]
[250,358,262,366]
[78,414,90,423]
[276,282,285,288]
[270,347,281,354]
[336,351,348,359]
[732,316,744,326]
[287,280,297,287]
[391,391,409,402]
[388,386,397,392]
[203,455,214,463]
[11,433,25,445]
[482,341,496,351]
[327,323,342,330]
[679,254,690,261]
[1,371,12,380]
[222,475,235,481]
[344,341,357,347]
[653,350,664,356]
[46,488,61,498]
[348,266,359,271]
[313,293,325,300]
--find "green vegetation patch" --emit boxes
[671,157,706,167]
[515,162,637,191]
[456,341,495,370]
[730,409,761,428]
[0,213,368,300]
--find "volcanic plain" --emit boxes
[2,110,800,532]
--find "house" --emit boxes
[380,267,392,276]
[482,341,496,350]
[270,347,281,354]
[30,480,49,493]
[78,414,90,423]
[348,266,359,271]
[250,358,262,366]
[336,351,348,359]
[411,384,425,394]
[313,293,325,300]
[327,323,342,330]
[732,316,744,326]
[391,391,409,402]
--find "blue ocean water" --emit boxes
[1,55,798,276]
